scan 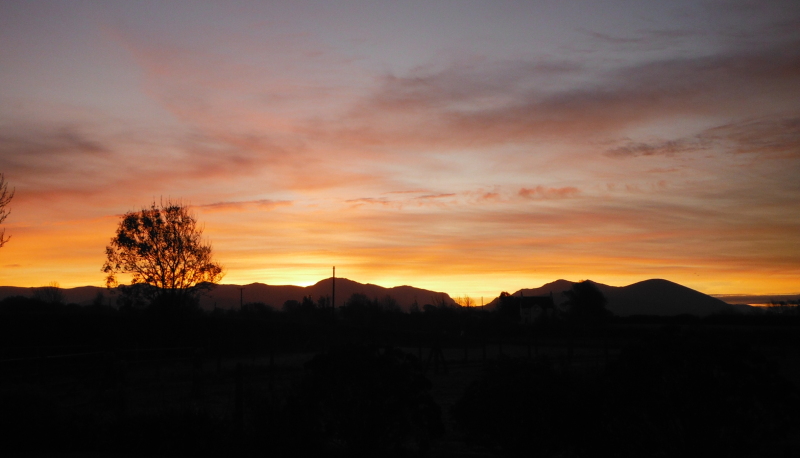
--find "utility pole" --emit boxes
[332,266,336,318]
[239,287,244,310]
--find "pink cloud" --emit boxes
[415,193,457,200]
[519,186,580,199]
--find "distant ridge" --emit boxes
[712,293,800,306]
[199,278,456,312]
[0,285,105,306]
[1,278,756,316]
[487,279,749,317]
[0,279,456,312]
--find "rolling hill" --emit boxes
[487,279,750,316]
[2,278,755,316]
[0,278,456,312]
[198,277,456,311]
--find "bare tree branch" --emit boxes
[0,173,14,248]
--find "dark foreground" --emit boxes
[2,298,800,457]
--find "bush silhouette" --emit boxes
[562,280,610,323]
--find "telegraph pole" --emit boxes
[239,287,244,310]
[332,266,336,318]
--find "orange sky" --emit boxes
[1,1,798,299]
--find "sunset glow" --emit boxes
[1,1,798,299]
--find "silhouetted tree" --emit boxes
[410,298,421,314]
[282,299,302,312]
[0,173,13,247]
[340,293,383,325]
[90,290,109,308]
[562,280,610,323]
[316,294,330,309]
[430,293,451,308]
[282,296,327,322]
[241,301,273,316]
[455,294,475,307]
[380,294,400,312]
[496,291,520,321]
[766,300,799,315]
[32,281,65,304]
[102,200,223,307]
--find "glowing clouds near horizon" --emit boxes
[0,1,798,297]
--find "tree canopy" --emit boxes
[102,200,223,306]
[562,280,610,323]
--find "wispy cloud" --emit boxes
[196,199,292,213]
[519,186,580,199]
[345,197,395,209]
[702,116,800,157]
[323,40,800,154]
[415,193,457,200]
[605,139,708,158]
[606,115,800,159]
[0,124,111,174]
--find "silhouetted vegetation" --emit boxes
[496,291,521,322]
[0,172,12,247]
[102,200,224,307]
[339,292,402,326]
[282,295,332,323]
[765,299,800,315]
[4,290,800,456]
[32,281,66,305]
[562,280,611,324]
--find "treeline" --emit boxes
[0,291,493,353]
[4,290,800,457]
[4,287,800,353]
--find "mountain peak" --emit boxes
[487,278,742,317]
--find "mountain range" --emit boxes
[489,279,753,316]
[196,277,456,311]
[0,278,456,312]
[0,278,763,316]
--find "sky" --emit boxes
[1,0,798,300]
